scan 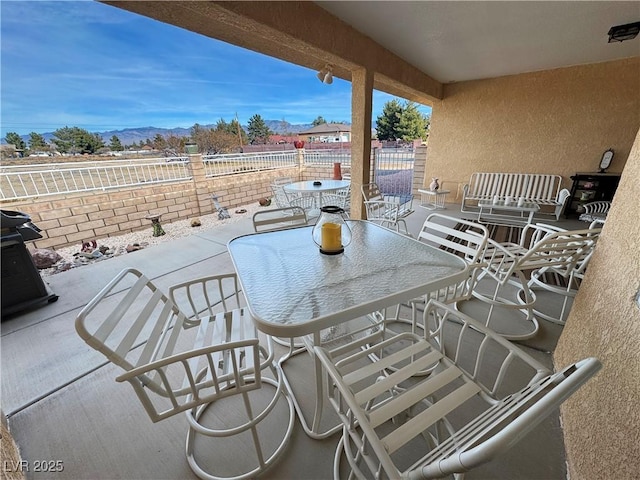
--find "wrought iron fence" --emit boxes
[0,149,415,201]
[0,158,191,200]
[373,148,415,201]
[202,151,297,177]
[303,149,352,167]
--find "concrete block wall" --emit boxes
[1,150,423,250]
[3,166,302,251]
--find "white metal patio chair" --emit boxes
[315,300,602,480]
[270,177,297,208]
[361,182,414,235]
[75,268,294,480]
[554,188,571,220]
[288,193,318,218]
[335,182,351,213]
[393,213,490,333]
[578,200,611,224]
[319,193,348,210]
[473,224,599,340]
[252,206,308,233]
[523,224,601,324]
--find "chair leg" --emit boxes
[523,269,577,325]
[471,272,539,340]
[184,372,294,480]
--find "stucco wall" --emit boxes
[554,128,640,479]
[426,58,640,199]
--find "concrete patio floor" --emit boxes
[1,202,587,479]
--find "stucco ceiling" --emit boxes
[315,1,640,83]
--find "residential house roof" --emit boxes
[298,123,351,135]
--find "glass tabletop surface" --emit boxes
[283,180,350,193]
[227,221,468,336]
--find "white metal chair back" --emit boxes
[336,183,351,212]
[419,214,489,305]
[270,182,293,208]
[288,194,317,216]
[396,214,489,340]
[483,228,598,284]
[319,193,347,210]
[579,200,611,223]
[314,300,602,480]
[252,206,307,233]
[555,188,571,220]
[75,268,294,479]
[361,182,413,235]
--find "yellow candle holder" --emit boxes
[312,206,351,255]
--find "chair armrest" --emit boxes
[116,338,260,387]
[479,239,524,284]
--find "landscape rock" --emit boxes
[31,249,63,269]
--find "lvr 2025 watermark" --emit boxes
[3,460,64,473]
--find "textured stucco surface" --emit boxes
[426,58,640,195]
[555,129,640,479]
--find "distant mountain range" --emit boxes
[18,120,324,145]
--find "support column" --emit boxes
[351,67,374,220]
[187,152,209,216]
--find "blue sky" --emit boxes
[0,0,432,138]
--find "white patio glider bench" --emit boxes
[462,172,568,219]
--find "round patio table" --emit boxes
[283,179,350,195]
[283,180,350,214]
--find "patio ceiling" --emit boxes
[104,1,639,99]
[316,1,640,84]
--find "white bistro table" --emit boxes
[227,220,469,438]
[418,188,450,210]
[283,179,350,211]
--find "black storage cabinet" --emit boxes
[1,210,58,317]
[564,172,621,218]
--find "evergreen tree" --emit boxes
[396,101,429,141]
[375,99,430,141]
[215,118,247,146]
[109,135,124,151]
[375,99,403,141]
[312,116,327,127]
[229,118,248,146]
[28,132,48,151]
[4,132,26,151]
[52,126,104,154]
[246,114,272,144]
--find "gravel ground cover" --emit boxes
[39,202,262,276]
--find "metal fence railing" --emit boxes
[0,158,191,201]
[303,149,352,167]
[202,151,297,177]
[373,148,415,201]
[0,149,416,201]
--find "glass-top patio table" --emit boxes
[283,179,350,213]
[227,220,469,438]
